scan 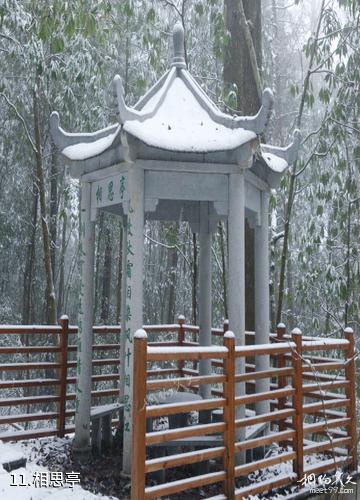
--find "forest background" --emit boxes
[0,0,359,340]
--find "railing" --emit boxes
[0,317,209,440]
[131,326,358,500]
[0,317,123,440]
[0,318,357,497]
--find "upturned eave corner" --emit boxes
[258,129,302,188]
[262,128,302,166]
[239,87,274,135]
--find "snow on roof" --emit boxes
[255,130,301,186]
[62,126,120,160]
[124,76,256,153]
[261,129,302,174]
[50,112,122,162]
[262,152,288,173]
[51,22,303,181]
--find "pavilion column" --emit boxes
[73,181,96,456]
[228,171,246,447]
[122,166,144,475]
[119,216,128,402]
[199,202,212,405]
[255,191,270,415]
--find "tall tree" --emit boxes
[223,0,262,330]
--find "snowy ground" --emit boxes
[0,436,357,499]
[0,438,118,500]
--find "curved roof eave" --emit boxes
[254,130,302,188]
[50,111,123,162]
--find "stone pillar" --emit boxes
[122,166,144,475]
[198,203,212,403]
[228,171,246,449]
[255,191,270,415]
[119,216,128,402]
[73,181,96,456]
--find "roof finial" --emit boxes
[172,21,186,69]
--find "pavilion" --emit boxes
[51,22,300,474]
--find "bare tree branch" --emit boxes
[161,0,182,18]
[0,92,37,153]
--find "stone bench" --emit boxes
[91,402,123,454]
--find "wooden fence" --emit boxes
[0,317,228,441]
[0,318,358,498]
[0,316,260,441]
[131,326,358,500]
[0,317,122,440]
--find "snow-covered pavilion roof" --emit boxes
[50,22,300,186]
[119,70,258,153]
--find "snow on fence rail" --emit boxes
[131,325,358,500]
[0,319,357,496]
[0,317,118,440]
[0,318,200,441]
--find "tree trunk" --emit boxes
[166,223,179,324]
[57,196,67,316]
[94,211,105,318]
[33,90,57,324]
[276,0,326,324]
[224,0,262,331]
[22,181,38,324]
[224,0,262,115]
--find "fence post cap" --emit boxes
[224,330,235,339]
[60,314,69,320]
[134,329,147,339]
[291,327,302,335]
[344,327,354,334]
[177,314,185,322]
[223,319,229,325]
[277,322,286,329]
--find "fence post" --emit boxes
[223,319,229,334]
[58,315,69,438]
[177,315,185,378]
[291,328,304,482]
[344,327,358,472]
[223,330,235,499]
[131,329,148,500]
[277,323,286,434]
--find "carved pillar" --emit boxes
[73,181,95,456]
[119,216,128,402]
[199,202,212,404]
[122,166,144,475]
[255,191,270,415]
[228,170,246,456]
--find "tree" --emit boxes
[223,0,262,330]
